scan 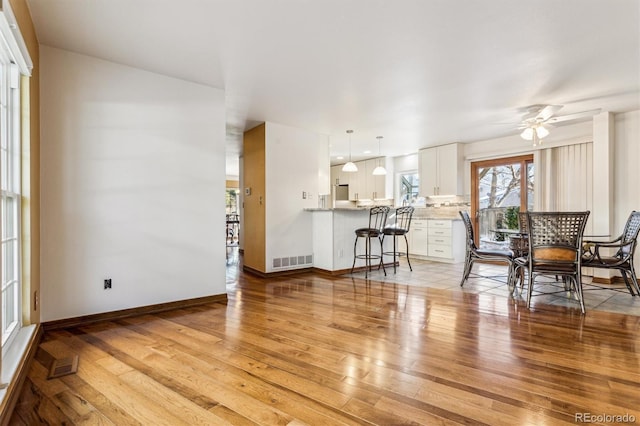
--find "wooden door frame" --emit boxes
[470,154,533,246]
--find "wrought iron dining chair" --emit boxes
[525,211,590,314]
[511,212,530,290]
[459,210,514,287]
[581,211,640,296]
[382,206,415,273]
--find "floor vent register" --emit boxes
[47,355,79,379]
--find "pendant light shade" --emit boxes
[342,161,358,172]
[372,136,387,175]
[342,130,358,172]
[520,124,549,146]
[520,127,534,141]
[372,165,387,175]
[536,125,549,138]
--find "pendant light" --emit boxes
[372,136,387,175]
[342,130,358,172]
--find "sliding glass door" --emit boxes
[471,155,533,248]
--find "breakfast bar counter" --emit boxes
[306,207,466,271]
[306,208,392,273]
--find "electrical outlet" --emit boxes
[104,278,112,289]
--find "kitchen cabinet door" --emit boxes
[436,144,462,196]
[348,160,366,200]
[331,165,346,186]
[419,148,439,196]
[410,219,428,256]
[418,143,462,196]
[366,158,386,199]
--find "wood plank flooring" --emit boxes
[10,267,640,425]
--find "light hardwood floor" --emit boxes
[10,252,640,425]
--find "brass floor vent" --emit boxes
[47,355,79,380]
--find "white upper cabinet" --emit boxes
[331,164,347,186]
[348,160,367,200]
[366,158,387,199]
[334,158,392,201]
[419,143,462,196]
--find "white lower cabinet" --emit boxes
[427,220,453,260]
[409,218,465,263]
[410,219,429,256]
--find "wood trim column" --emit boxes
[591,112,615,281]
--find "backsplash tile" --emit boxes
[413,195,470,219]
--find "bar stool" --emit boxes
[382,206,414,273]
[351,206,390,278]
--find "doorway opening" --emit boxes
[226,182,240,247]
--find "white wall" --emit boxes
[265,122,329,272]
[393,153,418,173]
[614,110,640,232]
[40,46,227,321]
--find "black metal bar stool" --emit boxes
[382,206,414,273]
[351,206,390,278]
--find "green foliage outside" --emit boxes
[495,206,520,241]
[504,206,520,229]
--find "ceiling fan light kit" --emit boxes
[520,124,549,143]
[517,104,600,147]
[536,125,550,139]
[520,127,535,141]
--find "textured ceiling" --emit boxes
[26,0,640,176]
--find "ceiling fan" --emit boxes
[518,104,601,146]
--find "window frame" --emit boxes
[397,170,420,207]
[1,59,22,353]
[470,155,534,247]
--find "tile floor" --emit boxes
[226,246,640,316]
[347,257,640,316]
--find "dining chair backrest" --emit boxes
[620,211,640,256]
[526,211,590,263]
[518,212,528,234]
[459,210,478,250]
[368,206,391,231]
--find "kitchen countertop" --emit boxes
[305,207,463,220]
[413,216,462,221]
[304,207,371,211]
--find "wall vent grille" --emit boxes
[272,254,313,269]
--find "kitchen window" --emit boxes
[399,172,419,206]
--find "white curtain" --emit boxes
[535,142,594,232]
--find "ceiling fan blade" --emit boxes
[537,104,563,121]
[546,109,602,124]
[521,105,545,121]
